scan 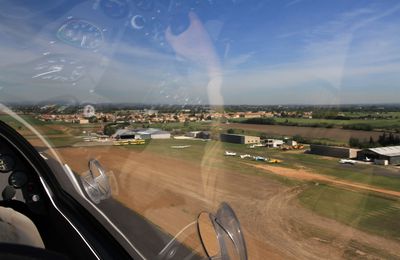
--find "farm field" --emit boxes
[217,123,397,144]
[51,139,400,259]
[231,116,400,131]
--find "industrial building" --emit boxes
[265,139,284,148]
[112,128,170,140]
[310,144,360,159]
[135,128,171,139]
[113,129,139,140]
[358,146,400,165]
[220,133,260,144]
[187,131,210,139]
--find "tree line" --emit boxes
[349,132,400,148]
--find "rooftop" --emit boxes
[368,146,400,157]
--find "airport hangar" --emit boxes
[113,128,171,140]
[358,146,400,165]
[220,133,260,144]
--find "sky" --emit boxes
[0,0,400,105]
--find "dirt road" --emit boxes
[55,146,400,259]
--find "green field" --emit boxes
[285,153,400,192]
[139,139,400,192]
[274,117,400,129]
[231,116,400,132]
[299,184,400,240]
[122,139,300,186]
[127,139,400,241]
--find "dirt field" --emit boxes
[218,123,389,143]
[55,146,400,259]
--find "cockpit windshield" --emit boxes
[1,0,400,259]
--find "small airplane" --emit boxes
[171,145,191,149]
[249,143,264,148]
[253,156,266,161]
[339,159,357,165]
[224,151,237,156]
[240,154,251,159]
[268,158,282,163]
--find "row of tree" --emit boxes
[349,132,400,148]
[240,118,335,128]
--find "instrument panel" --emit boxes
[0,135,46,214]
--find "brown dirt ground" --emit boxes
[55,146,400,260]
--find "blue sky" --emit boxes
[0,0,400,105]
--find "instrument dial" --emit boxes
[32,56,86,82]
[57,19,103,49]
[9,171,28,189]
[0,155,15,173]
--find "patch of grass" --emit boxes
[46,137,80,147]
[299,184,400,240]
[0,114,64,135]
[122,139,302,186]
[287,153,400,192]
[274,117,400,131]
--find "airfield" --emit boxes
[2,115,400,258]
[53,139,400,259]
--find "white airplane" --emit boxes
[253,156,266,161]
[224,151,237,156]
[240,154,251,159]
[171,145,191,149]
[339,159,356,165]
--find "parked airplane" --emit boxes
[240,154,251,159]
[171,145,191,149]
[339,159,357,165]
[253,156,266,161]
[224,151,237,156]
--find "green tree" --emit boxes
[227,128,235,134]
[349,137,360,148]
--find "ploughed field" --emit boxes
[53,141,400,260]
[217,123,396,143]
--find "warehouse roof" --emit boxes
[368,146,400,157]
[136,128,170,135]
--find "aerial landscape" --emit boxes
[2,103,400,259]
[1,0,400,259]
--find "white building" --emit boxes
[265,139,284,148]
[112,128,171,139]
